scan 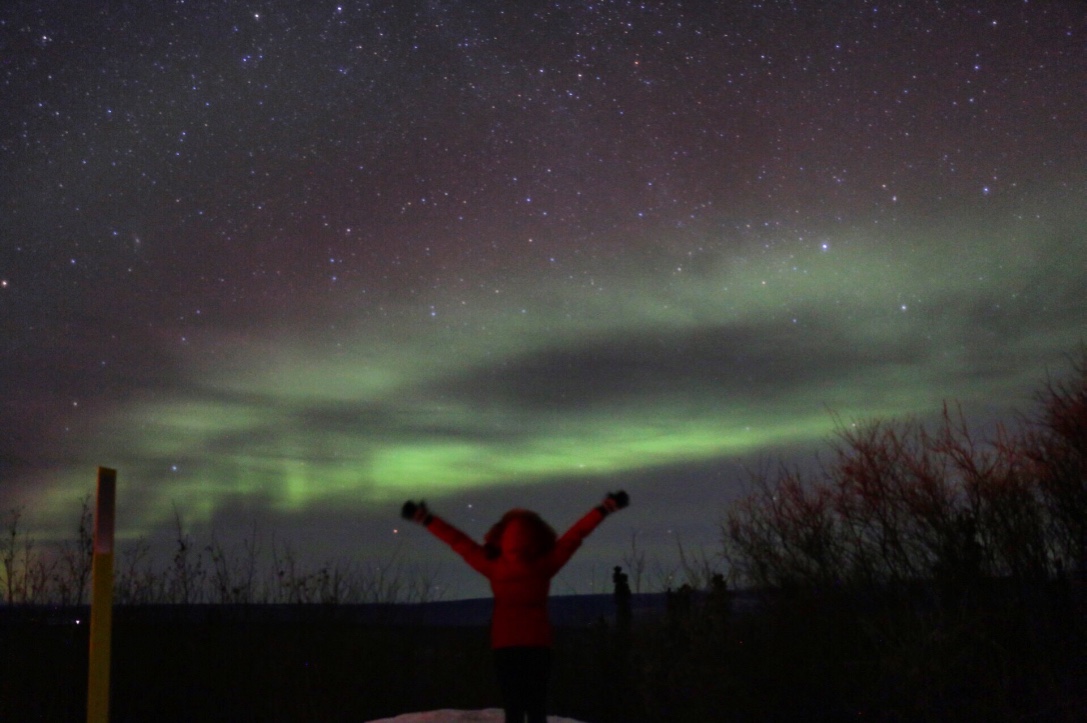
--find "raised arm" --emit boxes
[548,491,630,574]
[401,500,493,577]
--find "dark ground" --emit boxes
[0,601,639,723]
[3,591,1085,722]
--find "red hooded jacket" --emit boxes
[424,507,607,649]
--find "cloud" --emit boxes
[436,319,925,413]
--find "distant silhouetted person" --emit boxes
[612,565,632,632]
[402,491,630,723]
[706,572,733,631]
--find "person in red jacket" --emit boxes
[401,491,629,723]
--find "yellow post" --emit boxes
[87,467,116,723]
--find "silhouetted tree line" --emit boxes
[620,349,1087,721]
[724,350,1086,600]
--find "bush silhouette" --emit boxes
[715,348,1087,720]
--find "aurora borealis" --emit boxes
[2,2,1085,597]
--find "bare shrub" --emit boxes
[56,495,94,605]
[166,507,207,604]
[207,525,261,604]
[723,465,843,590]
[622,530,648,593]
[2,507,29,604]
[1025,349,1087,575]
[115,537,168,605]
[0,497,449,606]
[723,347,1087,609]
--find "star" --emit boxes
[1,0,1084,600]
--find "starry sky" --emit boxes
[2,1,1085,598]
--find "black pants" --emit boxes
[493,646,552,723]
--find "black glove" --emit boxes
[401,500,432,525]
[598,490,629,516]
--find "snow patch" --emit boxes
[367,710,586,723]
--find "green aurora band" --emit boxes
[26,203,1087,540]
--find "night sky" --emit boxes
[3,1,1085,598]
